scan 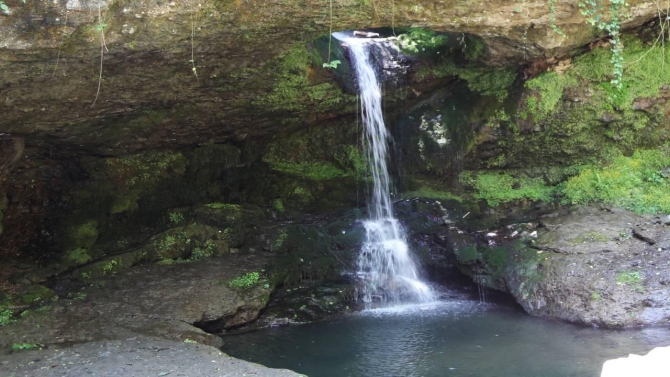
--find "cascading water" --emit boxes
[336,32,434,306]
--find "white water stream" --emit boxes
[337,33,434,306]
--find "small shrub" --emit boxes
[617,271,642,285]
[169,212,184,224]
[228,272,260,289]
[0,309,14,326]
[12,343,38,351]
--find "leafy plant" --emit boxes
[578,0,628,90]
[322,60,341,69]
[12,343,38,351]
[228,272,260,289]
[0,1,8,11]
[169,211,184,224]
[0,309,14,326]
[397,28,448,55]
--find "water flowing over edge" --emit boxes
[335,32,434,307]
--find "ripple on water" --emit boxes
[223,297,670,377]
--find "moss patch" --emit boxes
[563,149,670,214]
[459,171,555,206]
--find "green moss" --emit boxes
[253,43,355,113]
[63,248,92,266]
[563,149,670,214]
[574,37,670,108]
[271,199,285,212]
[0,309,14,326]
[463,35,486,61]
[228,272,260,289]
[204,203,241,210]
[524,71,578,121]
[67,220,99,249]
[455,244,479,263]
[617,271,642,285]
[19,285,56,304]
[569,231,609,243]
[262,130,364,181]
[459,171,555,206]
[419,62,517,101]
[396,28,449,56]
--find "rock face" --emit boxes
[0,253,275,348]
[0,0,662,156]
[446,205,670,327]
[0,337,302,377]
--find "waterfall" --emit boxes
[337,33,434,306]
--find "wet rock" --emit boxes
[248,279,359,329]
[0,253,276,349]
[438,206,670,328]
[633,226,657,245]
[0,338,301,377]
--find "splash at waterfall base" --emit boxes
[340,33,435,306]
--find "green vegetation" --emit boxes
[455,244,479,263]
[204,203,241,210]
[263,134,365,181]
[64,248,92,266]
[67,220,99,249]
[617,271,642,284]
[578,0,627,89]
[563,150,670,214]
[590,291,602,301]
[524,72,577,121]
[397,28,448,56]
[189,241,217,261]
[169,211,184,224]
[0,309,14,326]
[459,171,555,206]
[228,272,261,289]
[102,259,119,275]
[617,271,643,292]
[419,62,516,101]
[253,43,355,113]
[12,343,38,351]
[569,231,609,243]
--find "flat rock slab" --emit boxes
[508,207,670,327]
[0,337,302,377]
[0,253,274,349]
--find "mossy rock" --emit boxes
[18,285,56,305]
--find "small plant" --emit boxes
[618,229,632,240]
[578,0,628,90]
[169,211,184,224]
[228,272,260,289]
[102,259,119,274]
[322,60,341,69]
[0,1,8,11]
[12,343,38,351]
[0,309,14,326]
[617,271,642,285]
[183,338,197,344]
[590,291,602,301]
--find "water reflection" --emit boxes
[223,299,670,377]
